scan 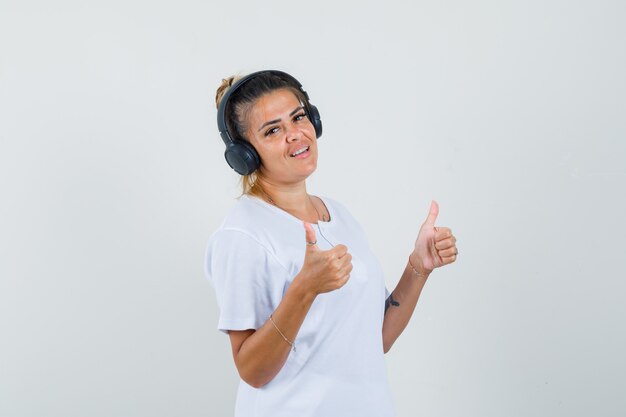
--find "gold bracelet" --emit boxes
[269,314,296,352]
[408,255,428,278]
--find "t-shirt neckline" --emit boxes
[242,194,333,226]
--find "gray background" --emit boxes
[1,0,625,416]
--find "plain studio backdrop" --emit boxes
[1,0,625,416]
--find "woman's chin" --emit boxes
[290,156,318,178]
[285,165,318,183]
[301,160,318,178]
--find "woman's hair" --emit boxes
[215,72,308,198]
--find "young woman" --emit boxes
[204,70,458,417]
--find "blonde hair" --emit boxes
[215,73,308,199]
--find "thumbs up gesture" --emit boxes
[296,222,353,295]
[410,200,458,276]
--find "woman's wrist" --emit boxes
[408,253,431,279]
[290,273,319,303]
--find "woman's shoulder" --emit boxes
[209,194,291,247]
[205,194,296,273]
[206,196,275,257]
[218,194,270,229]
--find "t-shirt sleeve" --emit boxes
[204,229,290,334]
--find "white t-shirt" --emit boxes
[204,194,395,417]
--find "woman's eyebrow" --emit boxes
[257,106,304,132]
[289,105,304,116]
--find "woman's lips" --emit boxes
[290,145,310,158]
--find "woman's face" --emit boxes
[244,88,318,185]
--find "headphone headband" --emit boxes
[216,70,322,175]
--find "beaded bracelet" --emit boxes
[269,314,296,352]
[408,255,428,278]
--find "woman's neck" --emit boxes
[254,178,309,212]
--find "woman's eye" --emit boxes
[294,113,307,122]
[264,127,279,136]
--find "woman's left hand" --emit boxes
[410,200,458,276]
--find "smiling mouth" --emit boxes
[290,146,310,157]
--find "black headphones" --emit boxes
[216,70,323,175]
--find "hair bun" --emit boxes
[215,75,240,109]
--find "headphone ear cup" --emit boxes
[308,104,323,138]
[224,140,261,175]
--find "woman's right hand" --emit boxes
[227,222,352,388]
[297,222,353,295]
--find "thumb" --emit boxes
[303,222,319,251]
[422,200,439,227]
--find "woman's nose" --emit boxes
[285,123,302,142]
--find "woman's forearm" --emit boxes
[232,277,317,388]
[381,259,430,353]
